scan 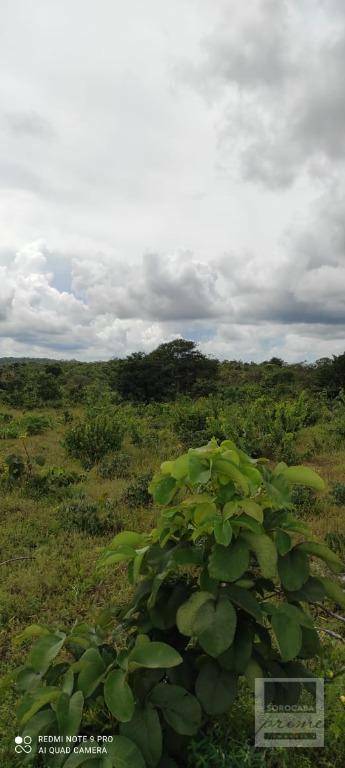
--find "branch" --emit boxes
[315,626,345,643]
[0,556,35,567]
[319,606,345,624]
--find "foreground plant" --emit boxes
[16,439,345,767]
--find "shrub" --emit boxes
[58,495,123,535]
[21,414,51,435]
[331,482,345,506]
[325,532,345,563]
[64,413,125,467]
[121,472,152,508]
[27,467,82,497]
[0,422,20,439]
[4,453,25,482]
[16,439,345,767]
[98,452,132,479]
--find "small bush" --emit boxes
[121,472,152,508]
[0,422,20,439]
[21,414,51,435]
[291,485,318,515]
[98,452,132,479]
[58,495,123,535]
[64,413,125,467]
[27,467,82,497]
[4,453,25,482]
[331,482,345,506]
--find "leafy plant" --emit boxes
[64,413,125,467]
[121,472,153,508]
[58,495,123,535]
[16,439,345,767]
[22,414,52,436]
[98,452,133,480]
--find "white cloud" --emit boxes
[0,1,344,361]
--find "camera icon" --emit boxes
[15,735,32,754]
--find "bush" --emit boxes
[21,414,51,435]
[331,482,345,506]
[121,472,152,508]
[27,467,82,497]
[98,452,132,479]
[64,413,125,467]
[325,532,345,562]
[58,495,123,535]
[4,453,25,482]
[17,438,345,768]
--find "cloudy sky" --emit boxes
[0,0,345,362]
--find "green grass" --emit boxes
[1,406,345,767]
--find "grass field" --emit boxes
[1,402,345,768]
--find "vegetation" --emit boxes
[1,341,345,767]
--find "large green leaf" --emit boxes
[213,458,249,493]
[22,709,56,744]
[152,476,177,505]
[77,648,106,697]
[129,642,182,670]
[150,683,201,736]
[218,624,253,674]
[279,466,325,491]
[65,736,145,768]
[176,591,214,636]
[104,670,135,722]
[278,549,309,591]
[28,633,65,675]
[195,660,237,715]
[194,595,237,657]
[208,540,250,582]
[109,531,147,549]
[319,577,345,608]
[242,532,277,578]
[225,584,263,623]
[56,691,84,736]
[298,542,344,574]
[120,705,162,767]
[271,612,302,661]
[188,454,211,485]
[214,518,232,546]
[244,658,264,690]
[286,576,326,603]
[17,687,61,726]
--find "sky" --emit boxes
[0,0,345,362]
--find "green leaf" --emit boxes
[298,542,344,574]
[150,683,202,736]
[278,549,310,591]
[271,612,302,661]
[213,458,249,493]
[129,642,182,670]
[242,532,277,579]
[15,624,51,645]
[176,591,214,636]
[16,667,42,693]
[21,708,56,744]
[279,466,325,491]
[244,658,264,690]
[208,540,250,582]
[17,687,61,726]
[225,585,264,623]
[237,499,263,523]
[276,530,292,556]
[188,453,211,485]
[77,648,106,697]
[153,476,177,505]
[299,626,321,658]
[319,577,345,608]
[171,453,189,480]
[56,691,84,736]
[69,736,145,768]
[28,633,65,675]
[120,705,162,767]
[194,595,237,657]
[287,576,326,603]
[104,670,135,722]
[214,518,232,546]
[195,660,237,715]
[218,624,253,674]
[109,531,147,549]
